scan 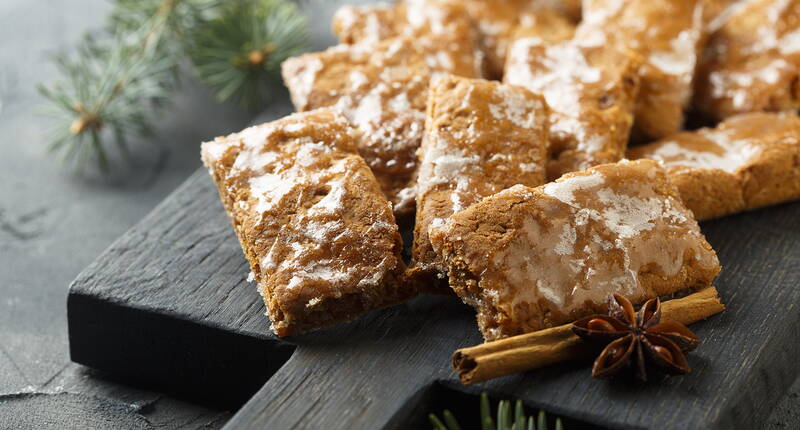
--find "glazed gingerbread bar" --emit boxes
[333,0,578,80]
[430,159,720,341]
[694,0,800,121]
[331,0,484,78]
[412,76,548,286]
[504,38,640,180]
[282,38,429,216]
[510,9,576,44]
[628,112,800,221]
[454,0,579,79]
[577,0,705,141]
[702,0,745,31]
[201,109,412,337]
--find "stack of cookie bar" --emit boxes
[202,0,800,339]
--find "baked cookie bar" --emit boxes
[511,9,576,45]
[333,0,578,80]
[332,0,484,78]
[201,109,412,337]
[694,0,800,121]
[578,0,705,141]
[458,0,579,79]
[504,38,640,180]
[702,0,746,31]
[430,159,720,341]
[412,76,548,285]
[628,112,800,221]
[282,38,429,215]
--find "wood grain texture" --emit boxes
[68,164,800,428]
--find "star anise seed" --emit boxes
[572,294,701,381]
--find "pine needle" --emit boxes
[443,410,462,430]
[38,0,309,173]
[186,0,309,110]
[428,392,568,430]
[481,392,494,430]
[429,413,448,430]
[538,411,548,430]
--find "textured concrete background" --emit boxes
[0,0,797,428]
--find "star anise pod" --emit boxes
[572,294,701,381]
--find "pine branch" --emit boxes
[38,0,309,173]
[38,9,179,172]
[109,0,219,37]
[186,0,309,110]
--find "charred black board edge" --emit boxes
[67,292,295,410]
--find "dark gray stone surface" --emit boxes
[1,0,799,429]
[0,0,249,427]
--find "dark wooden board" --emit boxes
[68,164,800,429]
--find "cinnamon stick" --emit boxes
[453,286,725,385]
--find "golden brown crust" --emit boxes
[332,0,578,80]
[664,168,744,221]
[281,38,430,216]
[463,0,579,79]
[629,112,800,221]
[332,4,403,45]
[701,0,743,30]
[578,0,705,141]
[431,159,720,341]
[200,109,412,337]
[331,0,485,78]
[694,0,800,120]
[504,38,641,180]
[412,76,548,289]
[511,10,576,43]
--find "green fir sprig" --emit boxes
[38,0,309,173]
[429,393,565,430]
[187,0,309,110]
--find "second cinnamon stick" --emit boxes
[453,286,725,385]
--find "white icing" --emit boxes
[462,162,718,336]
[644,130,763,173]
[649,29,699,77]
[488,85,545,129]
[349,71,369,90]
[285,57,323,109]
[249,173,297,214]
[543,172,605,205]
[709,57,792,109]
[780,29,800,55]
[505,38,610,158]
[554,224,577,256]
[596,188,663,239]
[581,0,626,26]
[285,260,357,290]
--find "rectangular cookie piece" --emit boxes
[333,0,578,80]
[702,0,746,31]
[412,76,549,285]
[628,112,800,221]
[201,109,412,337]
[456,0,579,79]
[281,38,430,215]
[430,159,720,341]
[504,38,640,180]
[512,10,576,44]
[694,0,800,121]
[331,0,485,78]
[577,0,705,141]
